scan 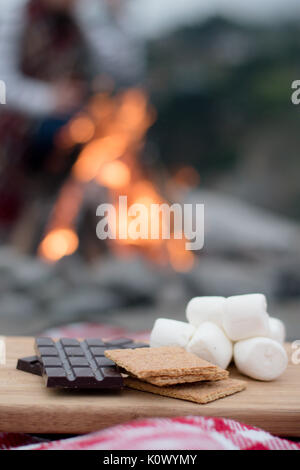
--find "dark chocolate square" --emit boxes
[39,347,59,357]
[106,338,133,347]
[85,339,105,347]
[73,368,94,378]
[90,347,106,356]
[17,356,42,376]
[102,367,121,378]
[129,342,149,349]
[69,357,89,367]
[60,339,80,347]
[43,357,62,367]
[45,367,66,377]
[64,347,84,356]
[36,338,54,347]
[95,357,115,367]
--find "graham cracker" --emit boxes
[124,377,247,404]
[105,346,223,379]
[142,369,229,386]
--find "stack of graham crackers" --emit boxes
[105,346,246,404]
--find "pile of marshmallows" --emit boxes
[150,294,288,381]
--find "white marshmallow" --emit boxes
[186,296,225,329]
[268,317,286,344]
[150,318,195,349]
[0,339,5,366]
[234,337,288,381]
[187,322,233,369]
[223,294,270,341]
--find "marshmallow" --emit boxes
[0,339,5,366]
[234,337,288,381]
[150,318,196,349]
[186,296,225,329]
[269,317,286,344]
[223,294,270,341]
[187,322,233,369]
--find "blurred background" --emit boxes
[0,0,300,339]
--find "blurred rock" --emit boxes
[186,256,275,298]
[0,293,37,319]
[92,255,163,302]
[55,255,95,287]
[155,276,190,310]
[0,247,24,272]
[33,278,69,304]
[185,189,300,255]
[48,288,124,325]
[14,258,53,290]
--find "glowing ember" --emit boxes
[68,115,95,144]
[39,229,79,262]
[96,161,130,189]
[73,134,129,182]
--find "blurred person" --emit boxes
[0,0,144,115]
[0,0,145,230]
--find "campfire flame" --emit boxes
[39,228,79,262]
[38,88,195,272]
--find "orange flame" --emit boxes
[68,115,95,144]
[38,87,195,271]
[39,228,79,262]
[96,160,131,189]
[73,134,129,182]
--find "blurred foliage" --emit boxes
[148,17,300,187]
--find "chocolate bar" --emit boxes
[34,337,148,389]
[17,356,43,376]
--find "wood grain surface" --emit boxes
[0,337,299,436]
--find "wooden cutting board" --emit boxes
[0,337,299,437]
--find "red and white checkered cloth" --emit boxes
[0,417,298,450]
[1,323,299,451]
